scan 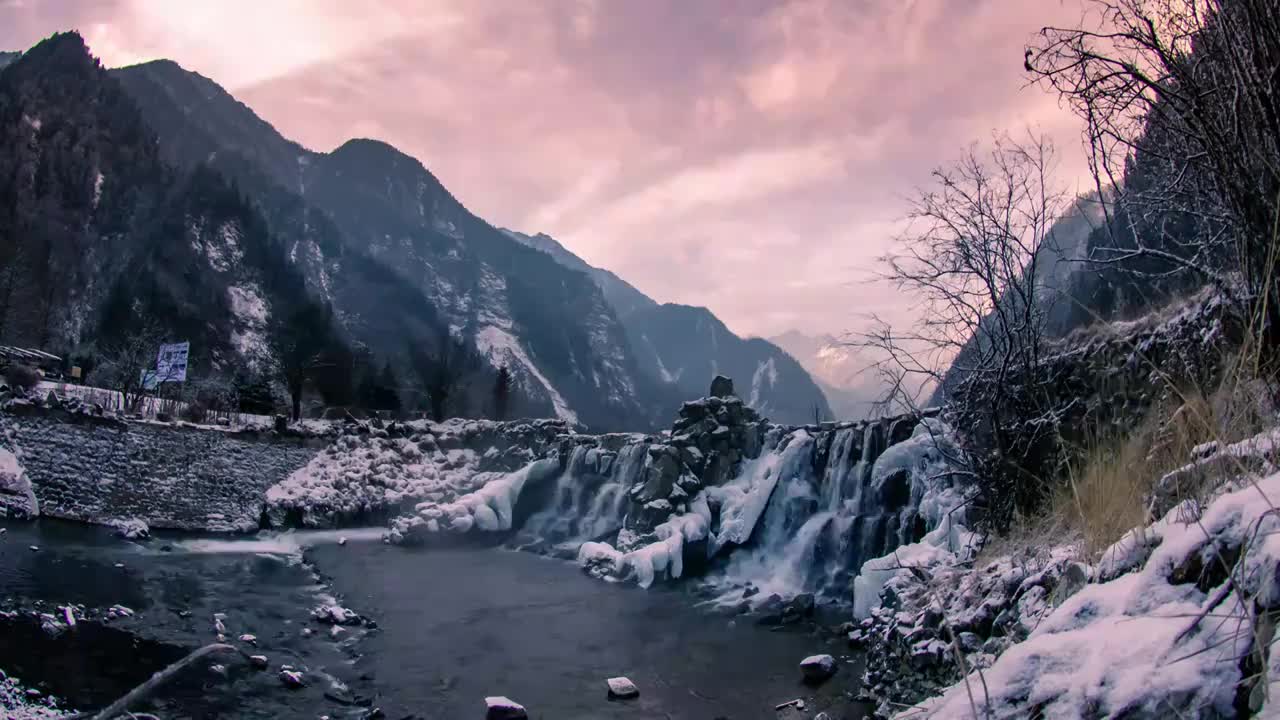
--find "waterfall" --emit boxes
[513,443,647,553]
[381,401,956,606]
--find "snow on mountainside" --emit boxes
[111,58,658,430]
[505,229,833,425]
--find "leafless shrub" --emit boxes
[861,132,1072,532]
[3,364,41,393]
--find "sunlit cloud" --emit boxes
[0,0,1093,339]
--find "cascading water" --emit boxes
[513,443,648,553]
[380,393,954,607]
[702,418,942,603]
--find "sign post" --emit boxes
[155,342,189,384]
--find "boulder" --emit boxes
[709,375,735,398]
[112,518,150,540]
[799,654,837,683]
[484,696,528,720]
[606,676,639,699]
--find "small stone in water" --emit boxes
[28,545,37,551]
[302,627,314,637]
[606,676,639,699]
[338,536,348,546]
[113,562,124,568]
[484,696,528,720]
[209,664,228,677]
[238,633,258,645]
[248,655,269,669]
[279,669,305,688]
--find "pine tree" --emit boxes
[493,365,512,420]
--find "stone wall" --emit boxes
[0,407,322,532]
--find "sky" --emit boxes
[0,0,1096,340]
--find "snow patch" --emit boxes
[475,325,578,424]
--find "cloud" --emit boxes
[0,0,1095,340]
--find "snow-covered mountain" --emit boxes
[504,231,831,424]
[110,57,668,430]
[768,330,883,420]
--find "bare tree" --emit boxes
[1027,0,1280,338]
[861,133,1071,530]
[94,323,167,414]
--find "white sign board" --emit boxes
[155,342,189,383]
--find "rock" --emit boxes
[0,448,39,520]
[112,518,150,540]
[209,664,228,678]
[484,696,528,720]
[238,633,258,645]
[709,375,735,398]
[606,676,639,699]
[28,545,37,551]
[783,593,816,622]
[248,655,269,669]
[279,669,305,688]
[338,536,348,546]
[799,654,837,683]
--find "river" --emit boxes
[0,519,869,719]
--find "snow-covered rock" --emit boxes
[606,676,639,699]
[0,447,37,519]
[265,418,567,527]
[900,466,1280,719]
[484,695,528,720]
[111,518,149,540]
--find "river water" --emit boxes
[0,520,869,719]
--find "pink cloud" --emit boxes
[1,0,1094,339]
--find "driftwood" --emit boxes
[59,643,241,720]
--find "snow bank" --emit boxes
[904,471,1280,719]
[265,418,564,526]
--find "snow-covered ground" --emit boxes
[264,418,565,526]
[862,424,1280,719]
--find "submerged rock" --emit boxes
[484,695,528,720]
[799,654,837,683]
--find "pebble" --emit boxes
[338,536,348,546]
[248,655,269,669]
[28,545,37,552]
[238,633,258,645]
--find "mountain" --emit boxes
[503,230,832,424]
[0,33,334,387]
[110,57,664,430]
[501,230,656,319]
[768,330,882,420]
